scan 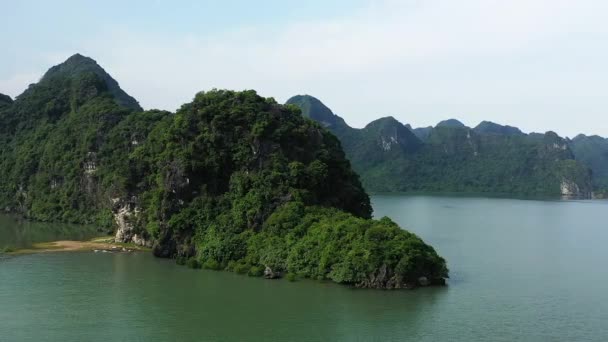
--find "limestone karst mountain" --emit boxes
[287,95,595,197]
[0,55,447,288]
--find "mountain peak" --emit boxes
[474,121,523,136]
[40,53,142,111]
[364,116,401,129]
[286,95,347,130]
[66,53,96,64]
[364,116,422,152]
[0,93,13,107]
[436,119,466,128]
[573,133,607,143]
[42,53,103,81]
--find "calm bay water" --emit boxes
[0,215,99,250]
[1,195,607,341]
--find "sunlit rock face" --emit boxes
[560,179,592,199]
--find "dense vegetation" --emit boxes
[0,93,12,108]
[0,54,447,288]
[570,134,608,197]
[288,95,595,197]
[0,59,137,224]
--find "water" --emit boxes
[1,195,607,341]
[0,215,100,250]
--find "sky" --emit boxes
[1,0,607,138]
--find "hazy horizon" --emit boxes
[2,0,607,138]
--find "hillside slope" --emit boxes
[288,95,593,197]
[570,134,608,195]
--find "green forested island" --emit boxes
[287,95,607,197]
[0,54,447,288]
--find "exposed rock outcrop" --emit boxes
[264,266,282,279]
[355,264,445,289]
[113,198,151,247]
[561,179,592,199]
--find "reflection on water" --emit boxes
[0,214,100,249]
[0,252,448,341]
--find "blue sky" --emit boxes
[2,0,608,137]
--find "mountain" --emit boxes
[436,119,466,128]
[285,95,348,131]
[364,116,423,153]
[474,121,524,136]
[0,55,447,288]
[286,95,425,189]
[0,54,140,222]
[39,54,142,111]
[407,125,433,141]
[0,93,12,108]
[288,95,594,197]
[569,134,608,195]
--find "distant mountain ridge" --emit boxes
[286,96,423,174]
[285,95,348,130]
[287,95,601,198]
[436,119,466,128]
[406,125,432,141]
[474,121,524,136]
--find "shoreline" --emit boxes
[5,237,149,255]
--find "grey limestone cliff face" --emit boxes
[560,179,592,199]
[112,198,151,247]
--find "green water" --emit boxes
[1,195,607,341]
[0,214,100,250]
